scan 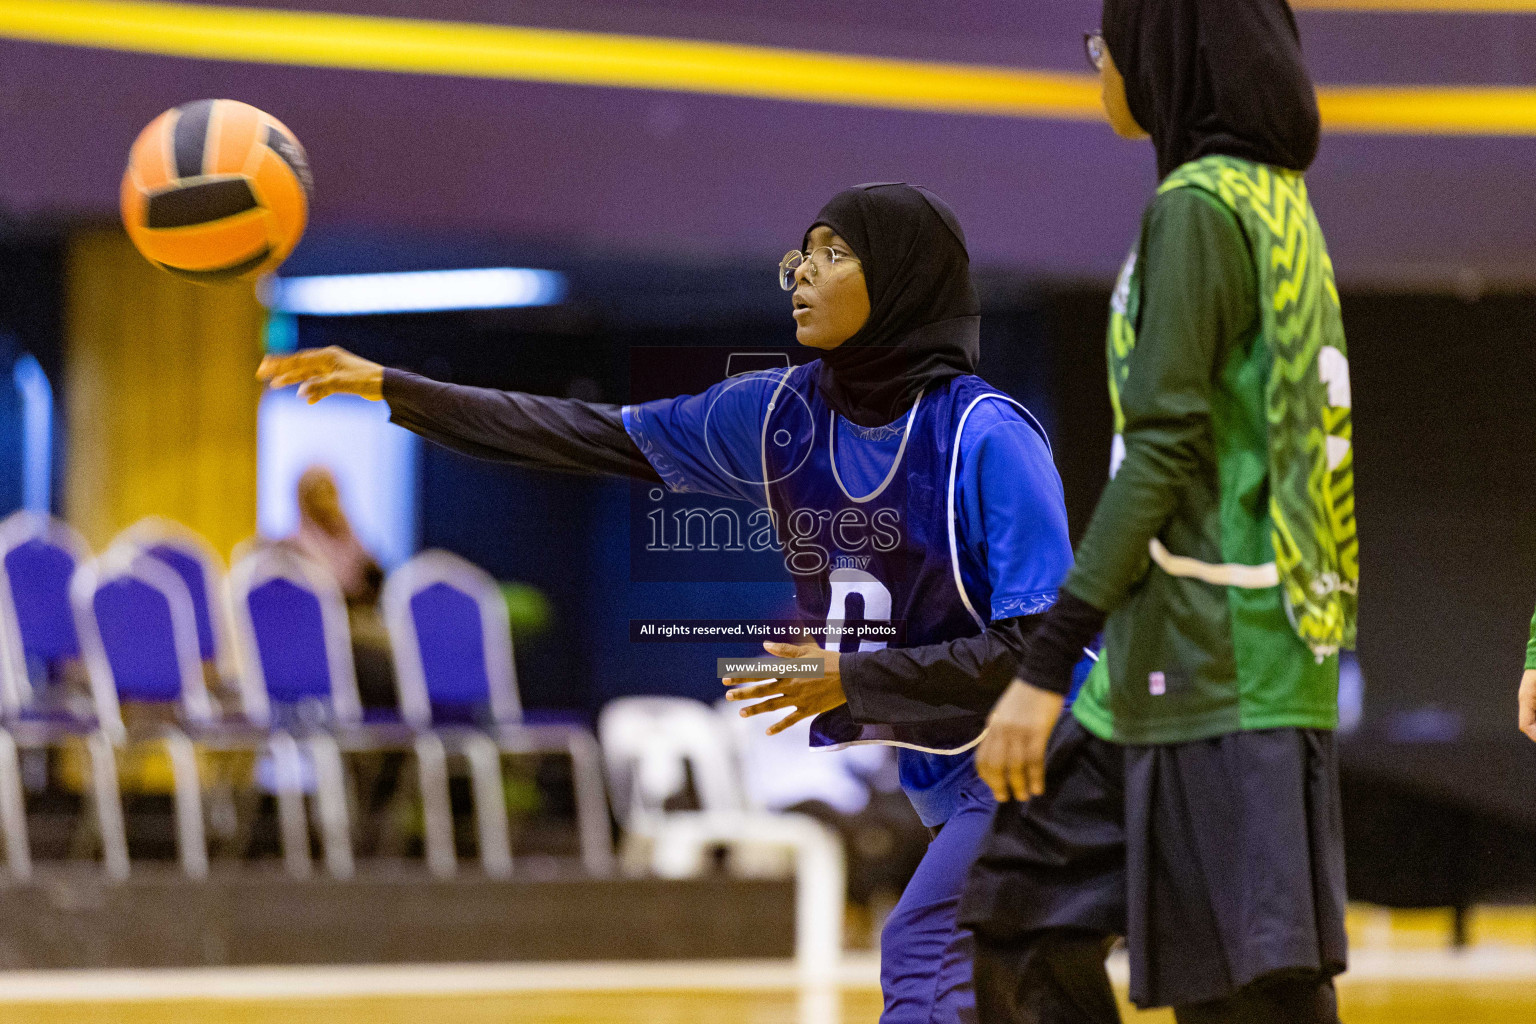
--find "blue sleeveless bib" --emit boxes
[759,364,1041,754]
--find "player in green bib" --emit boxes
[959,1,1357,1021]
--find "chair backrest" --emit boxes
[716,700,889,816]
[114,517,236,679]
[0,511,91,710]
[597,696,745,824]
[382,549,519,729]
[71,545,214,735]
[228,544,361,729]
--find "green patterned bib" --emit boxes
[1107,155,1358,659]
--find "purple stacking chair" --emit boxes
[75,541,326,880]
[230,544,461,879]
[70,547,212,879]
[114,517,239,686]
[383,549,613,877]
[0,512,111,879]
[0,511,91,712]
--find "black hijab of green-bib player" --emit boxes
[1103,0,1321,181]
[805,183,980,428]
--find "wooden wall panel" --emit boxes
[63,228,263,559]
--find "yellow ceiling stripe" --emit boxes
[1294,0,1536,11]
[0,0,1533,135]
[0,0,1102,120]
[1320,86,1536,133]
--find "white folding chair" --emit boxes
[597,695,845,979]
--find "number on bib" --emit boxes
[826,568,891,653]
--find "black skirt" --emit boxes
[959,714,1348,1009]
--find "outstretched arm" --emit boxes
[258,347,660,482]
[382,369,659,481]
[839,615,1043,722]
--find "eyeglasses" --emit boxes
[778,246,860,291]
[1084,30,1106,72]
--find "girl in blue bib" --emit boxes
[260,183,1073,1024]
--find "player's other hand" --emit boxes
[258,346,384,404]
[1519,669,1536,742]
[976,678,1064,803]
[724,641,845,736]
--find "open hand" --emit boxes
[1520,669,1536,742]
[724,640,845,736]
[976,678,1064,803]
[258,346,384,404]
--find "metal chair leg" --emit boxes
[163,732,209,880]
[306,734,354,880]
[86,731,129,881]
[565,729,615,876]
[461,733,512,879]
[0,730,31,880]
[413,733,456,879]
[267,732,313,879]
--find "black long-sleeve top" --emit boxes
[383,368,1035,723]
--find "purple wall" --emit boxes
[1,1,1533,285]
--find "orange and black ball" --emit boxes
[121,99,311,283]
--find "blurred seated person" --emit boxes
[281,466,395,712]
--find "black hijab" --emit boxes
[805,183,980,427]
[1103,0,1320,181]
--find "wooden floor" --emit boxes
[7,905,1536,1024]
[7,980,1536,1024]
